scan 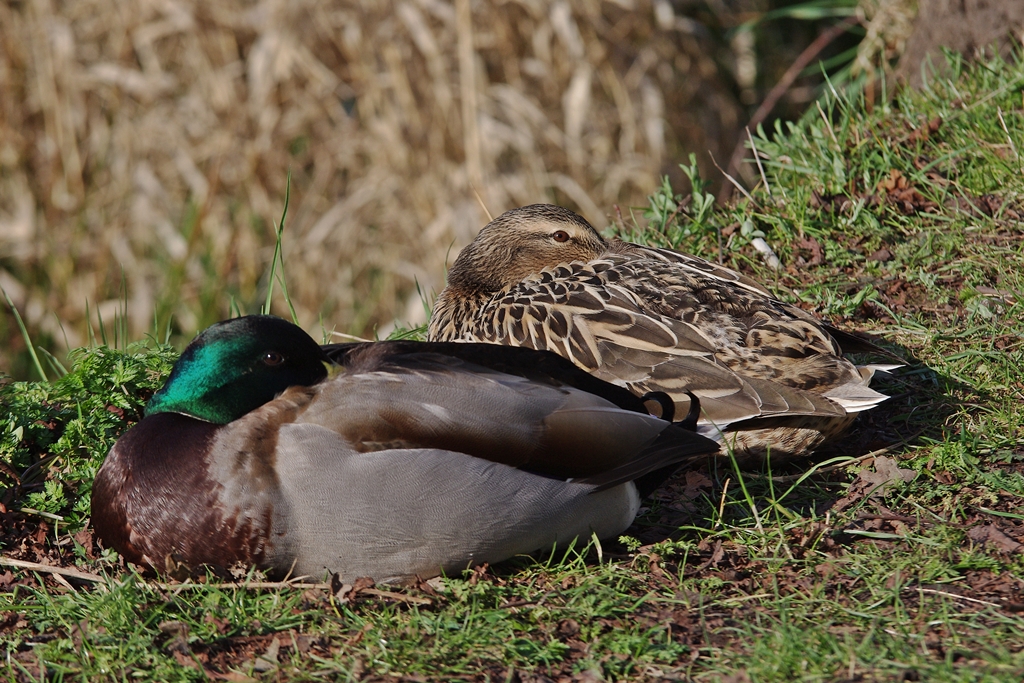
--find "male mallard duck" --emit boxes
[429,204,897,462]
[91,315,718,582]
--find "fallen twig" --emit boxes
[152,580,434,605]
[356,587,433,605]
[723,16,860,197]
[152,579,330,591]
[0,556,103,583]
[709,151,755,204]
[908,587,1001,608]
[1,557,433,603]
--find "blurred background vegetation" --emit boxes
[0,0,921,379]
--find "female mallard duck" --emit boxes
[428,204,897,462]
[91,315,718,582]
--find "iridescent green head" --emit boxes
[146,316,329,424]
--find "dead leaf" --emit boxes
[557,619,580,638]
[879,169,908,192]
[73,529,95,559]
[330,574,374,603]
[695,540,725,571]
[861,456,916,495]
[203,612,231,635]
[292,632,314,654]
[172,650,201,670]
[682,471,712,500]
[833,456,916,512]
[815,562,836,579]
[906,116,942,144]
[252,636,280,673]
[795,237,824,265]
[207,671,256,682]
[867,248,891,262]
[158,620,190,655]
[967,525,1023,553]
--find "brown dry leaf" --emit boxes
[833,456,916,512]
[292,632,314,654]
[906,116,943,144]
[860,456,917,493]
[207,671,257,683]
[967,525,1023,553]
[171,650,202,671]
[330,573,374,602]
[974,286,1017,303]
[158,620,191,656]
[867,247,892,262]
[203,612,231,636]
[879,169,908,192]
[558,618,580,638]
[810,189,854,213]
[682,470,712,500]
[877,168,938,214]
[409,574,442,596]
[696,540,725,570]
[467,562,493,586]
[252,636,280,673]
[73,528,94,559]
[795,236,824,265]
[815,561,837,579]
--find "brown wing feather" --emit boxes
[450,257,863,430]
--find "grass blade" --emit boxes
[263,172,293,320]
[2,287,48,382]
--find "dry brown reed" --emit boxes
[0,0,743,370]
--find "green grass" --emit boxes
[3,51,1024,681]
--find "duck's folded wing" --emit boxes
[600,344,867,429]
[297,355,718,480]
[470,270,869,431]
[617,244,900,355]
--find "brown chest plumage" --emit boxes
[91,413,274,571]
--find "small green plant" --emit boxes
[1,342,176,527]
[643,154,717,248]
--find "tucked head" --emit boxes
[446,204,607,295]
[146,315,329,424]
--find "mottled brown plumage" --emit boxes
[429,204,896,462]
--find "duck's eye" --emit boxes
[552,230,570,243]
[262,351,285,366]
